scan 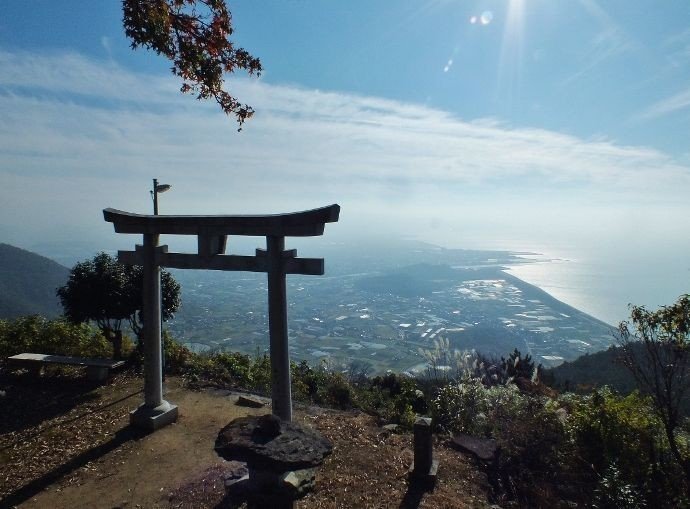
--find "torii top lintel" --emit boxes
[103,204,340,237]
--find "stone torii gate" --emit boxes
[104,204,340,430]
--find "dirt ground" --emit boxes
[0,371,492,508]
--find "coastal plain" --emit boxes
[166,239,613,372]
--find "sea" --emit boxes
[427,230,690,328]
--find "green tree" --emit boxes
[57,253,181,359]
[123,265,181,342]
[123,0,262,128]
[502,348,539,380]
[618,294,690,480]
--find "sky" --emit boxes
[1,0,689,321]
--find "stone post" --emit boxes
[144,233,163,407]
[410,416,438,486]
[413,417,432,473]
[267,235,292,422]
[129,233,178,431]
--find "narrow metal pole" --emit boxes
[142,232,163,407]
[152,178,159,215]
[267,235,292,421]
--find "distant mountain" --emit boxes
[0,243,69,319]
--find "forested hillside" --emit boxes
[0,243,69,318]
[545,345,637,393]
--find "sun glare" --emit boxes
[497,0,527,105]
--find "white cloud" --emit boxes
[100,36,112,58]
[0,49,689,249]
[561,27,635,86]
[636,88,690,121]
[663,28,690,68]
[0,50,177,104]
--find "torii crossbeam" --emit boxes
[104,204,340,430]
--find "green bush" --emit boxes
[431,376,573,504]
[564,387,688,507]
[593,463,643,509]
[291,360,328,401]
[364,372,423,425]
[214,351,254,384]
[431,376,537,436]
[162,331,194,375]
[290,361,355,409]
[250,351,271,394]
[177,347,272,395]
[290,362,422,420]
[321,372,355,409]
[430,376,688,506]
[0,315,114,358]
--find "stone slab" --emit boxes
[215,414,332,471]
[8,353,124,383]
[8,353,125,369]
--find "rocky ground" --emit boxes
[0,369,492,508]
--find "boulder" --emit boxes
[451,433,499,461]
[236,395,266,408]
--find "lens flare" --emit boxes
[480,11,494,25]
[497,0,526,107]
[469,15,478,24]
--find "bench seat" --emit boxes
[7,353,125,382]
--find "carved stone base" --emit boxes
[223,466,316,509]
[129,400,178,431]
[409,457,439,489]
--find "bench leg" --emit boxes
[86,366,109,382]
[9,362,43,377]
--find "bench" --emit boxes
[7,353,125,382]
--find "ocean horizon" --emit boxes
[425,230,690,329]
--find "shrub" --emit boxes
[431,376,572,505]
[291,359,327,400]
[162,331,194,375]
[214,351,254,385]
[430,376,537,435]
[291,362,422,421]
[501,348,540,381]
[321,372,355,409]
[354,372,422,426]
[593,462,643,509]
[290,360,356,409]
[0,315,114,359]
[178,347,271,394]
[249,351,271,394]
[564,387,688,507]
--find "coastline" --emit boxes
[499,268,616,330]
[503,253,625,327]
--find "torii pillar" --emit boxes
[104,204,339,430]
